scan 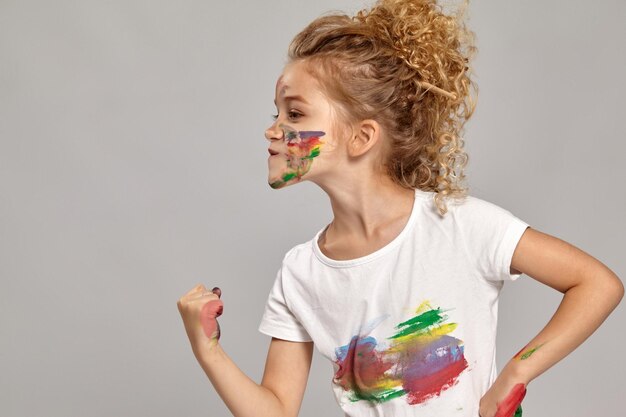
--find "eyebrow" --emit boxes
[274,95,310,106]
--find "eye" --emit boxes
[272,109,303,122]
[288,110,302,121]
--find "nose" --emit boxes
[265,121,283,142]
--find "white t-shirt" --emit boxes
[258,187,530,417]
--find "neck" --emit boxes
[313,172,416,240]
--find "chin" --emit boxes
[269,180,286,189]
[268,173,303,189]
[268,177,290,189]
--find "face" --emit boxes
[265,60,342,189]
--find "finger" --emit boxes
[185,287,221,302]
[186,291,219,303]
[212,287,222,298]
[182,284,207,298]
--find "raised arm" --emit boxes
[197,337,313,417]
[177,284,314,417]
[260,338,314,417]
[479,227,624,417]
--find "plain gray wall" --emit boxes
[1,1,624,416]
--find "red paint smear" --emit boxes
[403,355,469,404]
[200,299,224,340]
[334,336,393,394]
[494,383,527,417]
[287,137,321,152]
[512,344,528,359]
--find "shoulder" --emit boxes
[444,194,529,249]
[280,231,320,265]
[447,194,517,223]
[416,189,510,221]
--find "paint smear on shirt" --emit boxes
[333,300,469,406]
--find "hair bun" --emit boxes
[354,0,472,100]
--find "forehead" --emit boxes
[274,60,322,99]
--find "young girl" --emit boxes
[177,1,623,416]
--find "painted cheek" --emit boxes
[200,299,224,341]
[285,130,298,142]
[269,127,326,189]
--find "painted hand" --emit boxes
[479,377,527,417]
[200,287,223,341]
[177,284,224,358]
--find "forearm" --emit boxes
[197,343,286,417]
[500,277,623,384]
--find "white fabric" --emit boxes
[258,188,530,417]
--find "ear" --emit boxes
[346,119,381,158]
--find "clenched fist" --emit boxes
[177,284,223,359]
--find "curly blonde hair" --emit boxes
[288,0,478,216]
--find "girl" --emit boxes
[177,1,623,416]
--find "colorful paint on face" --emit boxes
[269,124,325,189]
[332,300,469,406]
[494,383,526,417]
[513,342,545,360]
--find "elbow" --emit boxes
[612,276,625,306]
[598,272,624,309]
[575,269,624,310]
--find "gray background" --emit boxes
[1,0,624,416]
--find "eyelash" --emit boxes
[272,110,303,121]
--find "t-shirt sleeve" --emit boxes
[456,197,530,283]
[258,260,313,343]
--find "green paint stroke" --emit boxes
[519,343,545,360]
[354,387,407,403]
[389,307,448,339]
[269,125,325,189]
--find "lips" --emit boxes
[268,149,279,156]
